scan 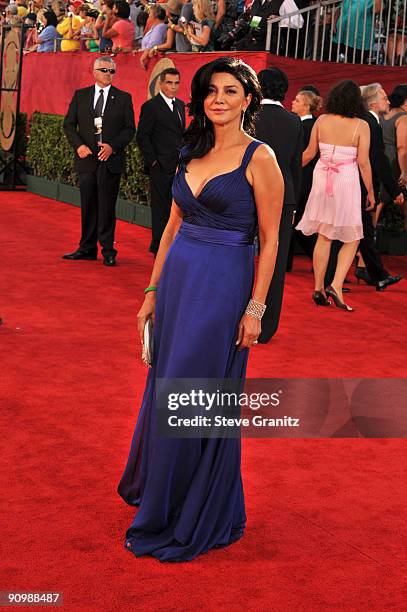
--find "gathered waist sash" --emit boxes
[319,157,357,197]
[178,221,254,247]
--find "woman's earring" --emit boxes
[203,115,207,129]
[240,108,246,131]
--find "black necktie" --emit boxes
[172,99,181,125]
[94,89,104,117]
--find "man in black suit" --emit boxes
[136,68,185,255]
[358,84,403,290]
[255,68,303,343]
[325,84,403,290]
[288,85,320,269]
[63,56,136,266]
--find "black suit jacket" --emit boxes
[63,85,136,174]
[236,0,284,50]
[255,104,303,206]
[300,116,318,206]
[136,93,186,175]
[360,111,400,201]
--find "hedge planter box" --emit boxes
[134,201,152,228]
[116,198,136,224]
[27,175,152,228]
[26,175,58,200]
[116,198,152,227]
[377,230,407,256]
[58,183,81,207]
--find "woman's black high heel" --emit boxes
[312,290,331,306]
[325,285,354,312]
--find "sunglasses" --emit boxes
[96,68,116,74]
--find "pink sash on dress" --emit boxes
[320,157,357,197]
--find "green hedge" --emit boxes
[27,112,149,204]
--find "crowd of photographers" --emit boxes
[0,0,293,58]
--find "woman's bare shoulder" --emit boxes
[251,142,277,164]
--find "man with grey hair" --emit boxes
[355,83,403,290]
[63,57,135,266]
[4,3,20,25]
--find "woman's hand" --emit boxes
[137,293,156,343]
[365,192,376,211]
[399,172,407,188]
[235,314,261,351]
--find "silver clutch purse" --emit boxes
[142,318,154,366]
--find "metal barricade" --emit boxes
[265,0,406,66]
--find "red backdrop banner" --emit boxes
[21,51,403,120]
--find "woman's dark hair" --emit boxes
[388,84,407,109]
[114,1,130,19]
[258,68,288,102]
[25,11,37,22]
[137,9,148,27]
[43,10,58,27]
[102,0,115,8]
[325,80,365,118]
[182,57,262,163]
[150,5,166,20]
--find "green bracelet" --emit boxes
[144,286,157,294]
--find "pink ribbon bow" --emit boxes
[320,158,356,197]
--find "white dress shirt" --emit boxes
[300,114,313,121]
[159,90,176,111]
[261,99,284,107]
[369,109,380,124]
[94,84,111,115]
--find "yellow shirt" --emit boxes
[56,16,83,52]
[17,6,28,17]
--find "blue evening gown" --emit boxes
[118,140,263,562]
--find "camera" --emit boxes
[217,11,251,50]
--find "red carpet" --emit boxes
[1,193,407,611]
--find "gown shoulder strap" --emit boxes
[240,140,264,172]
[351,119,361,145]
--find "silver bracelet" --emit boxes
[245,298,266,320]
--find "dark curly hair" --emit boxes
[182,57,262,164]
[258,68,288,102]
[325,80,365,118]
[388,84,407,109]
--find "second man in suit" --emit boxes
[255,68,303,343]
[137,68,186,255]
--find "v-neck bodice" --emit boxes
[172,140,263,237]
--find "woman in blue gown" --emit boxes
[118,57,284,562]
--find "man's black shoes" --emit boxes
[376,275,403,291]
[62,249,116,266]
[62,250,97,260]
[103,255,116,267]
